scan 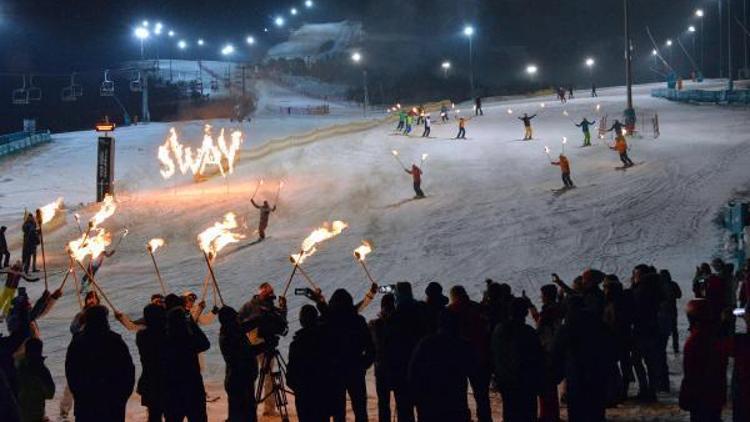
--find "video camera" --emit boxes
[243,305,288,350]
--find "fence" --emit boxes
[652,88,750,104]
[269,104,331,115]
[0,131,52,157]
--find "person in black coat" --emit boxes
[287,304,331,422]
[553,296,613,422]
[0,226,10,268]
[21,215,39,274]
[163,306,210,422]
[136,304,168,422]
[219,305,260,422]
[65,305,135,422]
[318,289,374,422]
[409,310,477,422]
[383,282,426,422]
[492,297,545,422]
[421,282,448,337]
[630,265,667,399]
[369,294,396,422]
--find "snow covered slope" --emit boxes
[2,80,749,420]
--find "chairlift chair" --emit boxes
[130,71,143,92]
[12,75,29,105]
[210,79,219,91]
[61,73,81,102]
[100,70,115,96]
[27,75,42,102]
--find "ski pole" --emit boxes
[273,181,284,206]
[250,179,264,200]
[35,209,48,290]
[391,150,407,171]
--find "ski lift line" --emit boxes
[645,26,674,73]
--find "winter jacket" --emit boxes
[135,325,167,408]
[0,231,7,252]
[614,137,628,153]
[409,330,476,422]
[286,324,332,402]
[576,119,595,132]
[632,273,665,338]
[491,320,545,396]
[448,298,491,368]
[163,314,210,408]
[519,115,536,127]
[21,222,38,253]
[0,327,30,396]
[421,296,448,336]
[369,312,391,372]
[65,323,135,422]
[251,199,276,229]
[406,166,422,184]
[0,367,20,422]
[218,308,259,395]
[553,156,570,173]
[319,307,374,376]
[679,325,730,413]
[15,356,54,422]
[383,299,426,381]
[608,121,625,136]
[732,334,750,421]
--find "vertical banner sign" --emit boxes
[97,136,115,202]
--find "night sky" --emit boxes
[0,1,745,87]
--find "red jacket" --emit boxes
[407,166,422,184]
[679,325,730,413]
[705,274,727,316]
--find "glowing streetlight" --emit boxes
[665,39,673,65]
[350,52,368,117]
[305,0,314,8]
[526,65,538,75]
[154,22,163,35]
[178,40,187,50]
[290,8,298,15]
[585,57,595,67]
[142,20,149,27]
[695,9,704,17]
[652,49,658,56]
[695,9,705,70]
[246,36,255,45]
[666,39,672,46]
[221,44,235,56]
[441,61,451,78]
[134,27,150,59]
[168,30,175,37]
[463,25,475,95]
[197,39,205,46]
[688,25,696,33]
[275,16,285,27]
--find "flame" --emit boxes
[507,108,513,114]
[596,104,601,111]
[622,128,628,136]
[353,240,373,261]
[563,110,569,116]
[158,125,244,180]
[544,146,551,154]
[290,221,349,265]
[69,228,112,262]
[197,213,246,256]
[411,107,417,113]
[90,194,116,228]
[562,137,568,144]
[540,103,546,108]
[421,153,429,161]
[397,103,401,109]
[148,238,165,253]
[391,150,399,157]
[39,197,64,224]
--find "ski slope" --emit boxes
[2,80,750,420]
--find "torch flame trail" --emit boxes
[147,238,165,253]
[290,221,349,265]
[197,213,245,257]
[353,240,373,262]
[38,197,64,225]
[90,194,116,229]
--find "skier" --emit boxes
[591,83,598,97]
[21,214,39,274]
[607,119,626,137]
[568,85,574,99]
[557,87,567,104]
[475,97,483,116]
[575,118,597,147]
[440,103,450,123]
[404,113,414,135]
[0,226,9,268]
[250,199,276,241]
[518,113,537,140]
[456,117,467,139]
[421,114,431,138]
[0,261,39,315]
[611,135,634,168]
[396,110,406,132]
[405,164,425,198]
[416,106,425,125]
[551,154,575,189]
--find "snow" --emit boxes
[2,79,750,420]
[266,21,363,61]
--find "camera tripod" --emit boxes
[256,348,293,422]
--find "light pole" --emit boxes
[585,57,595,86]
[305,0,314,7]
[351,52,369,117]
[134,27,150,60]
[623,0,635,128]
[727,0,733,89]
[463,25,475,96]
[719,0,723,78]
[665,39,673,66]
[688,26,697,70]
[696,9,705,72]
[441,61,451,79]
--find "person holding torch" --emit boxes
[405,164,425,199]
[551,154,575,189]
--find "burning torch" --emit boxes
[147,238,167,295]
[282,221,349,297]
[353,240,377,286]
[544,146,553,162]
[391,150,407,171]
[197,212,245,307]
